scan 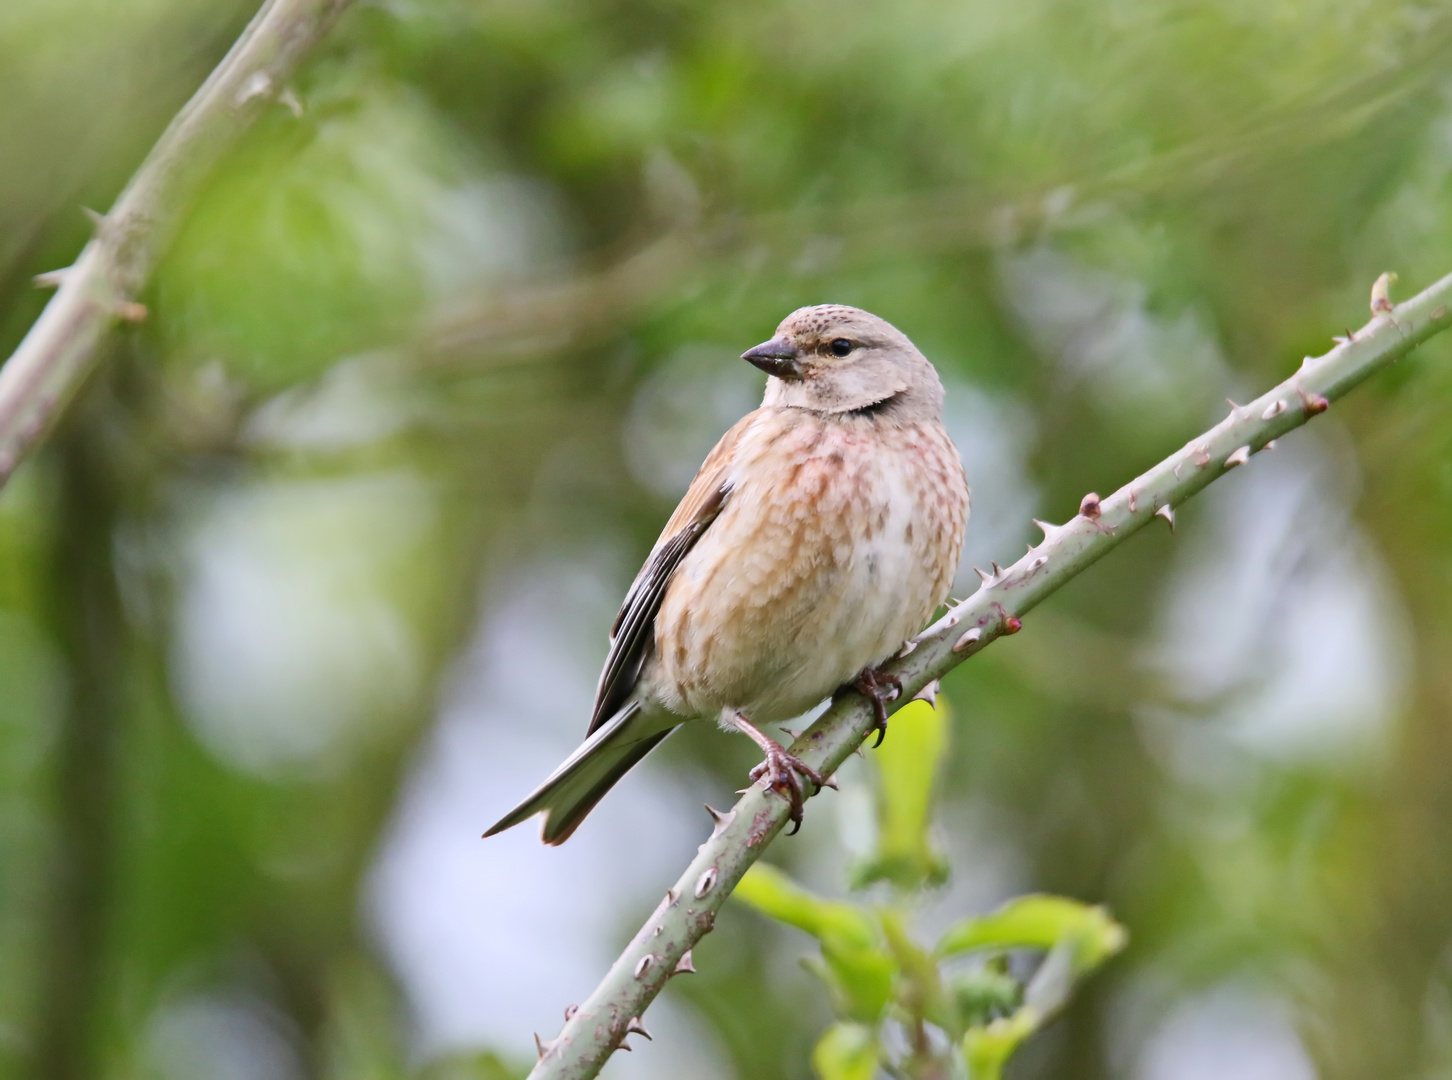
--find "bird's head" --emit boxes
[743,304,944,417]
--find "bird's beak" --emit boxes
[741,337,804,380]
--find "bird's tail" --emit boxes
[483,702,681,845]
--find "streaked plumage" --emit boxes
[486,305,969,844]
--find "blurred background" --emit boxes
[4,1,1452,1077]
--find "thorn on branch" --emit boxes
[82,207,107,231]
[896,639,918,657]
[912,679,940,707]
[1224,445,1251,468]
[626,1016,652,1040]
[633,955,655,979]
[32,268,68,289]
[952,627,982,652]
[235,70,273,105]
[535,1034,556,1061]
[704,806,735,838]
[973,566,993,584]
[1155,504,1175,532]
[1078,492,1102,520]
[278,85,304,116]
[1128,487,1138,512]
[564,1004,578,1021]
[116,301,148,323]
[1371,271,1398,316]
[694,867,718,899]
[1262,399,1285,420]
[674,949,697,975]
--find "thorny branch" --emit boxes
[0,0,353,491]
[527,270,1452,1080]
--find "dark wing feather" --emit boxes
[587,410,760,734]
[588,483,728,733]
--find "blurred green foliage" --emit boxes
[850,697,952,893]
[3,0,1452,1078]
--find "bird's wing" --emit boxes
[587,410,759,734]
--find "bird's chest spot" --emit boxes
[762,434,926,636]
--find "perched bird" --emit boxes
[486,305,969,844]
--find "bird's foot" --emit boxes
[748,740,831,835]
[728,710,833,835]
[853,667,902,747]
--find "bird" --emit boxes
[485,304,970,844]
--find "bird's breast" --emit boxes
[647,410,968,723]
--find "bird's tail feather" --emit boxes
[484,702,681,845]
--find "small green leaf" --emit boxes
[811,1023,880,1080]
[963,1008,1039,1080]
[736,864,896,1021]
[849,699,951,892]
[935,894,1127,972]
[821,944,898,1023]
[800,949,898,1024]
[949,898,1128,1076]
[735,864,878,949]
[947,965,1022,1032]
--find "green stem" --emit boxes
[527,271,1452,1080]
[0,0,354,492]
[33,422,126,1080]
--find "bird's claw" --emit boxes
[749,742,830,835]
[853,667,902,747]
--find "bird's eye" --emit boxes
[829,338,854,357]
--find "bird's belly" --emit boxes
[645,431,961,724]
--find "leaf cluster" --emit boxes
[734,700,1126,1079]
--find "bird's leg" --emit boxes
[729,711,833,835]
[853,666,903,747]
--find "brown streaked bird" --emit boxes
[485,304,970,844]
